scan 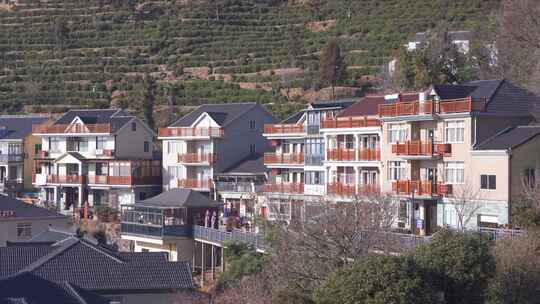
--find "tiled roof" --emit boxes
[137,189,220,208]
[0,272,108,304]
[0,196,66,220]
[337,96,385,117]
[170,103,258,127]
[53,109,135,132]
[0,238,194,292]
[25,228,73,243]
[0,115,50,140]
[475,125,540,150]
[221,153,267,175]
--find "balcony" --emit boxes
[193,225,267,252]
[88,175,161,186]
[264,153,304,165]
[264,182,304,194]
[321,117,381,129]
[328,183,380,197]
[96,149,115,157]
[46,174,86,184]
[178,153,216,164]
[378,97,486,118]
[0,154,24,162]
[392,180,452,196]
[263,124,305,135]
[392,141,451,157]
[327,149,356,161]
[158,127,223,138]
[121,210,192,238]
[33,123,111,134]
[216,182,261,193]
[358,148,381,161]
[178,178,213,190]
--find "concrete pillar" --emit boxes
[201,243,205,287]
[221,246,225,272]
[78,186,83,209]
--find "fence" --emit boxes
[192,225,267,251]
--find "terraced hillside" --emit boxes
[0,0,499,123]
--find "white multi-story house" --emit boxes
[32,109,161,213]
[159,103,277,195]
[262,100,355,222]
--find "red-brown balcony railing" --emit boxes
[327,182,356,196]
[263,124,305,134]
[358,148,381,161]
[392,180,452,196]
[47,174,86,184]
[33,123,111,134]
[178,178,213,190]
[321,117,381,129]
[327,149,356,161]
[439,97,486,114]
[178,153,216,164]
[158,127,224,138]
[88,175,161,185]
[264,183,304,194]
[264,153,304,165]
[358,184,381,196]
[378,101,434,117]
[392,141,451,156]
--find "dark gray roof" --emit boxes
[475,126,540,150]
[0,196,66,220]
[310,99,356,109]
[0,238,194,292]
[0,115,49,140]
[221,154,267,175]
[170,103,258,127]
[136,189,220,208]
[0,272,108,304]
[26,228,73,243]
[53,109,135,133]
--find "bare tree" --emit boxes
[448,182,482,231]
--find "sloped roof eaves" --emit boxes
[475,126,540,150]
[170,103,257,128]
[0,116,50,140]
[136,189,220,208]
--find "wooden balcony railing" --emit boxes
[33,123,111,134]
[378,97,486,117]
[264,153,304,165]
[358,184,381,196]
[88,175,161,185]
[264,183,304,194]
[321,117,381,129]
[178,178,213,190]
[264,124,305,135]
[392,141,451,156]
[328,183,381,196]
[158,127,223,138]
[327,149,356,161]
[46,174,86,184]
[178,153,216,164]
[358,148,381,161]
[392,180,452,196]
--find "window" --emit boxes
[49,137,61,153]
[250,144,256,154]
[79,139,89,152]
[96,137,106,150]
[388,124,408,143]
[131,122,137,131]
[168,166,182,179]
[305,138,324,165]
[445,162,464,184]
[398,200,408,221]
[480,174,496,190]
[16,223,31,239]
[444,208,458,227]
[305,171,324,185]
[167,141,182,155]
[445,120,465,143]
[34,144,42,155]
[524,168,536,188]
[249,120,256,130]
[144,141,150,153]
[388,161,406,181]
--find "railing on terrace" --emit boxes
[216,182,261,193]
[264,182,304,194]
[33,123,111,134]
[392,180,452,196]
[354,230,431,250]
[378,97,486,117]
[35,151,50,158]
[0,154,24,162]
[193,225,267,251]
[358,148,381,161]
[178,153,216,164]
[96,149,115,157]
[392,141,451,156]
[264,153,304,165]
[158,127,224,138]
[47,174,85,184]
[263,124,305,135]
[478,227,524,240]
[327,149,356,161]
[178,178,213,190]
[121,210,191,238]
[88,175,161,185]
[328,183,380,196]
[321,117,381,129]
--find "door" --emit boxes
[427,168,437,193]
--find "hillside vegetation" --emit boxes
[0,0,499,123]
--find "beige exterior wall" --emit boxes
[131,237,194,262]
[24,134,41,190]
[115,118,155,159]
[0,216,70,246]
